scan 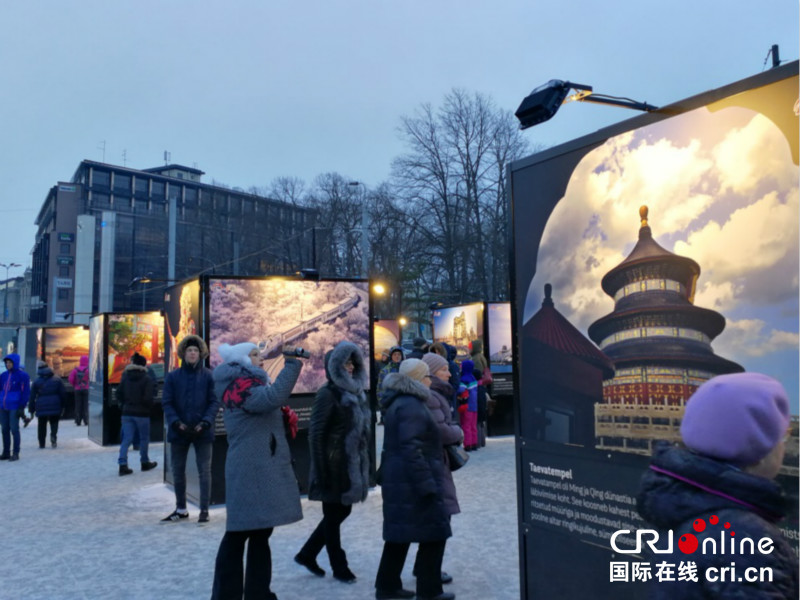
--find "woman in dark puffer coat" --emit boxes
[374,358,453,600]
[637,373,798,599]
[294,340,371,584]
[29,361,65,449]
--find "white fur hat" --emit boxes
[218,342,258,366]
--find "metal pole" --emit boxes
[3,268,8,323]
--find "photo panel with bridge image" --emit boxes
[207,278,370,394]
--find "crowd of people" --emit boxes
[2,333,796,600]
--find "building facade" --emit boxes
[31,161,317,323]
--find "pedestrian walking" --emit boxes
[116,353,158,475]
[295,340,371,584]
[29,360,66,449]
[0,353,31,461]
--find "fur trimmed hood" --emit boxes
[177,335,209,360]
[380,372,429,409]
[325,341,367,394]
[123,363,148,374]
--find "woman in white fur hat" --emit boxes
[210,342,307,600]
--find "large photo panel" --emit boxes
[511,64,798,598]
[432,302,484,362]
[207,278,370,394]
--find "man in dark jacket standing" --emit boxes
[116,353,157,476]
[29,360,66,449]
[0,353,31,461]
[161,335,219,524]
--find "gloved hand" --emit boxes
[194,420,211,433]
[282,346,310,359]
[171,420,188,433]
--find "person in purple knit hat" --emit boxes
[637,372,798,599]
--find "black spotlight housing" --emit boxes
[514,79,572,129]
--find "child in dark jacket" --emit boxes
[30,361,66,449]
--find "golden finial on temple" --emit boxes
[639,205,649,228]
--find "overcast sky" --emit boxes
[0,1,797,274]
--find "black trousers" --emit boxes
[74,390,89,425]
[297,502,353,573]
[37,416,59,448]
[211,528,275,600]
[375,539,446,597]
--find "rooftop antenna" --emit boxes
[98,140,106,162]
[763,44,781,70]
[122,149,127,167]
[164,150,171,165]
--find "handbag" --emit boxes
[445,444,469,472]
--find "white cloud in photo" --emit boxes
[713,113,798,196]
[528,105,798,375]
[713,318,800,358]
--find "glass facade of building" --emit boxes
[30,161,317,321]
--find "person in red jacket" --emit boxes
[69,355,90,426]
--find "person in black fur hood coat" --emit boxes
[295,340,371,584]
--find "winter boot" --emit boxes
[119,464,133,476]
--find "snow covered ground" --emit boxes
[0,421,519,600]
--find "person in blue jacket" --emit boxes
[0,353,31,461]
[29,360,66,449]
[161,335,219,524]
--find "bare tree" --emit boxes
[391,89,529,305]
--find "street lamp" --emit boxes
[515,80,657,130]
[348,181,370,278]
[0,262,21,323]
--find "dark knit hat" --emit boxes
[131,353,147,367]
[412,337,427,349]
[680,372,791,466]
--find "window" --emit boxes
[58,289,70,300]
[92,169,110,188]
[60,243,71,254]
[167,183,182,202]
[134,177,149,197]
[151,181,165,199]
[59,266,69,277]
[92,192,111,209]
[113,173,131,193]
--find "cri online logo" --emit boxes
[610,514,775,556]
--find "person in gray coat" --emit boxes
[210,342,305,600]
[295,340,371,584]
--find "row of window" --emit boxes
[89,168,304,224]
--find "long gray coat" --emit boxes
[213,357,302,532]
